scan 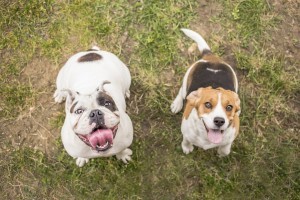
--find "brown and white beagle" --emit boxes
[171,29,241,156]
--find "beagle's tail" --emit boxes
[91,46,100,51]
[181,28,211,54]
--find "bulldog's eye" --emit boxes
[75,109,84,114]
[104,101,111,107]
[205,102,212,109]
[226,105,233,111]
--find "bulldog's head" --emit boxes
[64,81,120,152]
[185,87,240,144]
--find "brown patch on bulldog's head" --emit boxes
[78,53,102,62]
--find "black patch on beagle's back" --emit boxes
[78,53,102,62]
[186,62,235,96]
[97,92,118,112]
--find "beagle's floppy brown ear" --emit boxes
[186,88,203,106]
[183,88,203,119]
[233,92,241,116]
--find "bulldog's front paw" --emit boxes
[54,89,66,103]
[181,140,194,154]
[171,97,183,114]
[76,157,89,167]
[116,148,132,164]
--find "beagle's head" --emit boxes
[185,87,240,144]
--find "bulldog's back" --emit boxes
[56,49,131,96]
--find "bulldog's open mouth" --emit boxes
[76,126,118,152]
[202,120,224,144]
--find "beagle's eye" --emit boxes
[75,108,84,114]
[204,102,212,109]
[226,105,233,111]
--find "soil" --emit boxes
[1,58,63,154]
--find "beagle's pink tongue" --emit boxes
[207,129,223,144]
[87,129,113,149]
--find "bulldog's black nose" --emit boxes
[89,109,104,126]
[214,117,225,127]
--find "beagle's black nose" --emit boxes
[214,117,225,127]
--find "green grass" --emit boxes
[231,0,267,38]
[1,0,299,199]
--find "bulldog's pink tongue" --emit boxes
[207,129,223,144]
[87,129,113,149]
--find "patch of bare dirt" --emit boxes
[267,0,300,63]
[1,58,63,155]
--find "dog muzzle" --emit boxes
[77,126,118,152]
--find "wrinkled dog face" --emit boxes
[65,83,120,152]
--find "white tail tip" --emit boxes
[181,28,211,53]
[91,45,100,51]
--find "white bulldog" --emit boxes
[54,46,133,167]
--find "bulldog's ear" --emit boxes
[97,80,111,93]
[233,92,241,116]
[186,88,203,106]
[63,89,79,108]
